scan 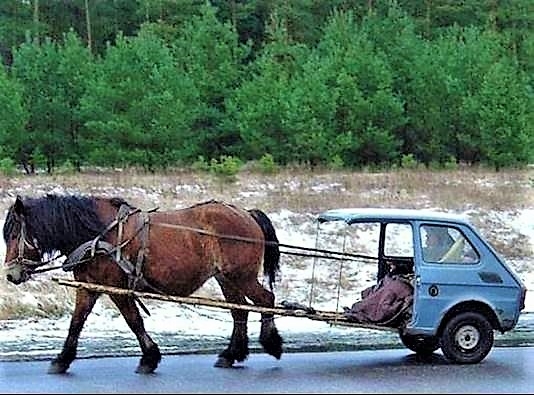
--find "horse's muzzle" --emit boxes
[5,264,30,285]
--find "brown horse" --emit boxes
[3,194,283,373]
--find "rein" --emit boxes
[153,222,377,262]
[30,255,69,273]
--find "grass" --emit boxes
[0,276,74,320]
[2,167,530,211]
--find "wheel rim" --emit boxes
[455,324,480,350]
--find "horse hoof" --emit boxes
[214,357,234,368]
[135,364,156,374]
[48,361,68,374]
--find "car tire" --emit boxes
[399,333,440,355]
[440,312,494,364]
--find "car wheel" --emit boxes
[399,332,440,355]
[440,312,494,364]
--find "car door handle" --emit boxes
[428,284,439,297]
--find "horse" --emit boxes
[2,194,283,374]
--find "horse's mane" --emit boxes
[5,194,130,255]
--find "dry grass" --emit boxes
[0,167,532,319]
[1,167,530,212]
[0,274,74,320]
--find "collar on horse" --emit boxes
[63,204,160,295]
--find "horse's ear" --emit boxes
[14,195,25,216]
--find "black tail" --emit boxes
[248,209,280,290]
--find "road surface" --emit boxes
[1,347,532,393]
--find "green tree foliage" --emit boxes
[11,31,93,173]
[227,11,311,165]
[521,31,534,84]
[210,0,265,49]
[11,37,62,173]
[0,66,28,169]
[391,25,512,166]
[138,0,205,26]
[0,1,34,65]
[230,8,405,168]
[57,31,96,170]
[311,9,404,167]
[35,0,141,56]
[438,27,510,165]
[396,38,456,165]
[356,5,426,165]
[1,0,531,172]
[494,0,534,80]
[80,28,199,170]
[171,3,250,162]
[474,60,533,169]
[282,53,338,167]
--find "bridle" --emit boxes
[4,218,62,275]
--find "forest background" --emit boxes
[0,0,533,175]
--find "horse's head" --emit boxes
[3,195,42,285]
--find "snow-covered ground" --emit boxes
[0,174,533,361]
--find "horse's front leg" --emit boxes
[48,289,99,374]
[108,294,161,374]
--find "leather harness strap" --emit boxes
[131,211,150,291]
[63,205,161,296]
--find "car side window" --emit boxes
[421,225,479,264]
[384,223,414,257]
[383,223,415,275]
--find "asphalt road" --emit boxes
[1,347,533,393]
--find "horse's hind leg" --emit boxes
[108,294,161,374]
[214,276,250,368]
[244,280,283,360]
[49,289,99,374]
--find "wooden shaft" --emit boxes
[52,277,397,331]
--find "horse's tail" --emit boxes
[248,208,280,291]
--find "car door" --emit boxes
[411,222,483,334]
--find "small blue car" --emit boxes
[316,208,527,364]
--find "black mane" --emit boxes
[4,194,129,255]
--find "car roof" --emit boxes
[317,208,470,225]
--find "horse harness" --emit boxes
[4,216,43,270]
[63,204,161,296]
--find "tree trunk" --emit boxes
[85,0,92,53]
[425,0,432,38]
[33,0,39,44]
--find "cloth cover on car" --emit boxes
[343,274,413,326]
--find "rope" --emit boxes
[153,222,376,262]
[334,232,348,319]
[308,221,321,307]
[29,255,69,273]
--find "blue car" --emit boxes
[316,208,527,364]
